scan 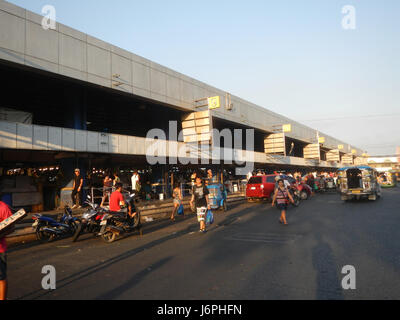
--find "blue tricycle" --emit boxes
[207,183,228,212]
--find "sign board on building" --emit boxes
[208,96,220,110]
[282,124,292,133]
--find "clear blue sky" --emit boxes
[9,0,400,155]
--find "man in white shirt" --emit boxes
[131,171,140,192]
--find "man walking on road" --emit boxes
[190,174,211,234]
[0,199,13,300]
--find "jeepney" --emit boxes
[338,166,382,201]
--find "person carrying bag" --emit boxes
[272,179,295,226]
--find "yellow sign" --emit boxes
[282,124,292,133]
[338,145,344,150]
[318,137,325,144]
[208,96,220,110]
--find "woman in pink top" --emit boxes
[272,179,294,226]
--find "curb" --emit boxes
[6,195,246,246]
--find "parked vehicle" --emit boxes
[98,194,141,243]
[32,206,79,242]
[338,166,382,201]
[246,175,277,202]
[207,183,228,211]
[325,177,337,192]
[72,196,106,242]
[287,185,301,207]
[392,170,400,183]
[379,171,397,188]
[283,175,312,200]
[315,176,326,193]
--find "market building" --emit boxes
[0,1,367,211]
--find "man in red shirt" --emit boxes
[109,183,125,212]
[0,199,13,301]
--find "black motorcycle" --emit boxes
[72,196,106,242]
[288,186,301,207]
[99,194,141,243]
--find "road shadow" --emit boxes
[96,256,173,300]
[311,234,344,300]
[15,220,201,300]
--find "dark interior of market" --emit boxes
[1,59,312,158]
[0,60,185,138]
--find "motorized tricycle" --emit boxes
[207,183,228,211]
[338,166,382,201]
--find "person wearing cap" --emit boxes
[71,169,83,209]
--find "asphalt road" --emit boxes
[7,188,400,300]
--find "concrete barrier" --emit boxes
[6,193,246,246]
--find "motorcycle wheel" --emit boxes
[36,223,52,242]
[131,212,141,229]
[293,196,300,207]
[300,191,309,200]
[102,231,116,243]
[68,221,78,237]
[72,223,84,242]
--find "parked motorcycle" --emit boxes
[99,194,141,243]
[32,206,79,242]
[72,196,106,242]
[315,177,327,193]
[288,185,301,207]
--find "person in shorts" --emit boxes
[0,199,13,300]
[170,182,183,221]
[100,174,113,208]
[272,179,294,226]
[190,174,211,233]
